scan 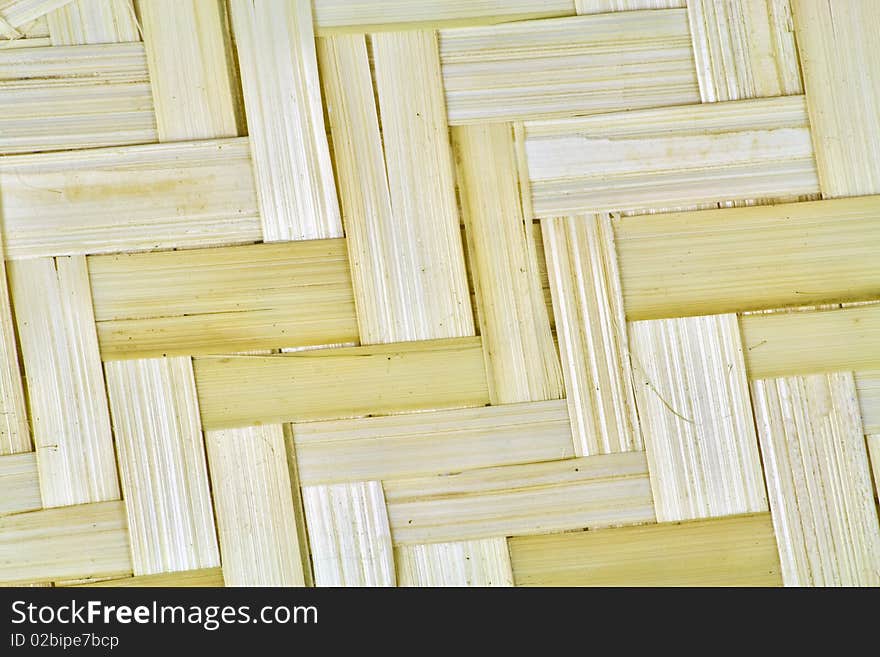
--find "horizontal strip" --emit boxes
[74,567,225,587]
[0,500,131,585]
[524,95,818,217]
[742,304,880,379]
[194,337,489,431]
[439,10,699,124]
[384,452,655,544]
[0,138,261,259]
[90,239,358,359]
[856,371,880,434]
[294,399,575,485]
[615,195,880,320]
[508,512,782,586]
[313,0,574,32]
[0,451,41,516]
[0,43,156,154]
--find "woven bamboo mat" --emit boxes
[0,0,878,588]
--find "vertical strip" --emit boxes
[138,0,242,141]
[8,256,118,507]
[452,123,562,405]
[206,425,305,587]
[791,0,880,197]
[302,481,395,587]
[541,214,642,456]
[0,237,29,456]
[228,0,340,242]
[396,539,513,587]
[629,314,767,521]
[752,372,880,586]
[105,357,219,575]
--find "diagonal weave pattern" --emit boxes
[0,0,879,587]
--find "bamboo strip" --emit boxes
[206,425,305,587]
[792,0,880,198]
[575,0,683,12]
[137,0,241,141]
[0,14,47,42]
[47,0,138,44]
[751,372,880,586]
[76,567,224,587]
[742,304,880,379]
[338,30,473,342]
[509,513,782,586]
[0,138,260,259]
[195,337,489,431]
[313,0,575,32]
[869,436,880,501]
[541,215,642,456]
[615,195,880,320]
[452,124,562,403]
[0,0,72,36]
[294,399,574,486]
[686,0,802,102]
[523,95,818,217]
[0,452,41,516]
[105,357,219,575]
[629,314,767,521]
[396,538,513,587]
[8,256,118,508]
[90,240,358,359]
[0,238,28,456]
[439,10,699,124]
[385,452,655,544]
[0,500,131,585]
[302,481,395,587]
[0,43,156,154]
[856,372,880,435]
[229,0,340,242]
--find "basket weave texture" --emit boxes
[0,0,878,587]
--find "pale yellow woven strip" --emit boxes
[46,0,138,45]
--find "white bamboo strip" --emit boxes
[89,240,358,359]
[302,481,395,587]
[615,195,880,320]
[742,304,880,379]
[0,138,260,259]
[321,31,472,343]
[206,425,305,587]
[385,452,655,544]
[137,0,241,142]
[0,452,41,515]
[452,124,562,403]
[524,95,818,217]
[542,215,642,456]
[47,0,138,44]
[195,337,489,431]
[629,314,767,521]
[77,567,224,587]
[8,256,118,508]
[509,512,782,586]
[0,500,131,585]
[396,538,514,587]
[0,13,47,42]
[313,0,575,32]
[792,0,880,198]
[856,371,880,435]
[0,0,72,36]
[294,399,574,486]
[0,43,156,154]
[687,0,802,102]
[439,10,699,124]
[752,372,880,586]
[575,0,683,13]
[105,357,219,576]
[229,0,340,242]
[0,239,28,456]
